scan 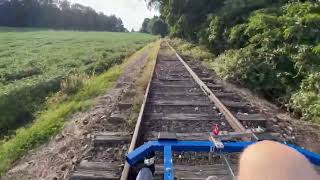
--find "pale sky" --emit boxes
[69,0,159,31]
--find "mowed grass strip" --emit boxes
[0,27,156,134]
[0,42,159,176]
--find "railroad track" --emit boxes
[69,42,283,180]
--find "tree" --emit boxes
[146,0,320,122]
[149,18,168,37]
[0,0,126,32]
[140,18,150,33]
[140,16,168,37]
[147,0,212,40]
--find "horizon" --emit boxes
[69,0,159,31]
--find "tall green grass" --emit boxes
[0,41,160,175]
[0,27,156,134]
[0,65,122,176]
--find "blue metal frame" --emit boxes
[164,145,174,179]
[126,140,320,180]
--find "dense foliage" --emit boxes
[0,0,126,31]
[148,0,320,122]
[0,28,156,135]
[140,16,169,37]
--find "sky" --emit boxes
[69,0,159,31]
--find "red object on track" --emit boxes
[212,124,220,135]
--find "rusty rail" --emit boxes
[121,41,249,179]
[167,42,246,133]
[120,43,159,180]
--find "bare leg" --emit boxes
[238,141,319,180]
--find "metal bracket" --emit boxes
[210,135,224,150]
[210,128,265,141]
[126,140,320,180]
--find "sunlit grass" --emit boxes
[0,27,156,135]
[0,41,159,176]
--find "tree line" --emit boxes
[146,0,320,122]
[140,16,168,37]
[0,0,126,32]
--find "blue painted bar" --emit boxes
[126,140,320,167]
[288,144,320,166]
[169,140,213,152]
[126,141,155,165]
[164,145,174,180]
[223,142,255,152]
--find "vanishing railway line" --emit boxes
[70,42,283,180]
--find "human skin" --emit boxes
[238,141,319,180]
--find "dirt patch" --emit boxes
[3,46,153,180]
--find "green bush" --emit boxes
[212,46,300,101]
[0,78,61,135]
[229,24,248,48]
[165,1,320,122]
[291,73,320,122]
[284,2,319,17]
[213,1,320,110]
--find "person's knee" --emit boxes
[238,141,319,180]
[136,168,153,180]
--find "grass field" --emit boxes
[0,41,160,176]
[0,27,156,135]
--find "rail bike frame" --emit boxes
[126,139,320,180]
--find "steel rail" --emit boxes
[121,41,250,179]
[166,42,247,134]
[120,43,159,180]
